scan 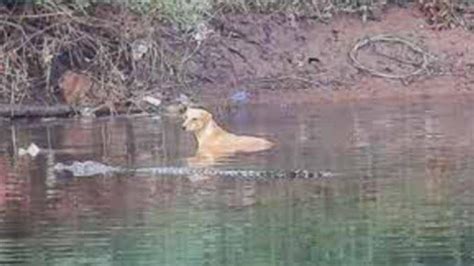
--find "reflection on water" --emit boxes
[1,99,474,265]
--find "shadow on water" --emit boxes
[1,98,474,265]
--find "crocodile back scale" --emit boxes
[53,161,337,179]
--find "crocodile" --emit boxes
[53,160,338,180]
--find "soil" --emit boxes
[3,4,474,115]
[190,6,474,106]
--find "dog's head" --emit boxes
[182,107,213,132]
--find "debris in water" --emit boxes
[230,90,249,104]
[18,143,41,157]
[79,107,97,118]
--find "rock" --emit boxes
[58,71,94,105]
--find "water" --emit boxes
[1,98,474,265]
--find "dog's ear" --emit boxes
[202,111,213,125]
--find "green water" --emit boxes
[1,99,474,265]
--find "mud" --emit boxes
[190,6,474,105]
[3,4,473,112]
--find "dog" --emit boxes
[182,107,274,166]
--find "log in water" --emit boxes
[0,104,74,118]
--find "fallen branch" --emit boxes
[0,104,74,118]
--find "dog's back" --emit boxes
[183,107,274,155]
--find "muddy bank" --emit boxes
[195,7,474,105]
[1,4,474,116]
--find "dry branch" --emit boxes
[0,3,200,110]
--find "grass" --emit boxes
[10,0,471,30]
[9,0,414,28]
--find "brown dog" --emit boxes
[182,107,274,164]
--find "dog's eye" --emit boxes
[191,118,198,121]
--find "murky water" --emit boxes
[1,98,474,265]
